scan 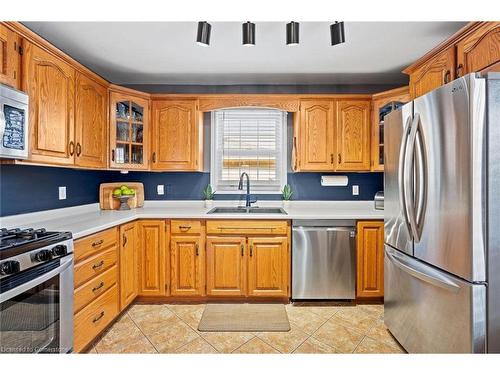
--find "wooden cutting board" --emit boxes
[99,182,145,210]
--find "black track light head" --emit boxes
[196,21,211,47]
[286,21,299,46]
[242,21,255,46]
[330,21,345,46]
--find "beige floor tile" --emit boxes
[365,320,403,350]
[175,337,218,354]
[147,319,200,353]
[97,335,157,354]
[128,304,175,323]
[94,315,146,353]
[293,337,338,354]
[299,305,340,320]
[232,337,280,354]
[256,324,309,353]
[358,304,384,320]
[129,306,180,336]
[312,320,364,353]
[354,336,405,354]
[168,304,205,330]
[201,331,255,353]
[285,306,329,335]
[330,307,378,334]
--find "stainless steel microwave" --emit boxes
[0,83,29,159]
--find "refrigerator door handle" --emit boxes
[398,116,413,237]
[414,116,427,239]
[404,113,420,242]
[385,247,460,292]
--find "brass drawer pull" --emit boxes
[122,234,127,247]
[92,239,104,247]
[179,225,192,231]
[92,282,104,292]
[92,311,105,323]
[92,260,104,270]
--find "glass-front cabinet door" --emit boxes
[109,92,149,169]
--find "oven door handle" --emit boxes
[0,255,74,303]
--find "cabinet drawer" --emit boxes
[74,247,117,288]
[74,227,118,263]
[171,220,202,235]
[74,265,117,313]
[74,284,119,353]
[206,220,288,235]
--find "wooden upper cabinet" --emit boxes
[247,237,288,298]
[119,222,138,310]
[137,220,165,296]
[170,235,205,296]
[335,100,371,171]
[356,221,384,298]
[109,91,150,170]
[456,22,500,76]
[23,41,75,165]
[0,24,21,89]
[297,100,335,171]
[75,73,107,169]
[151,100,202,171]
[206,236,247,297]
[408,47,455,99]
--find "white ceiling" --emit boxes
[23,22,467,85]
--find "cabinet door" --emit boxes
[356,221,384,298]
[75,73,107,168]
[336,100,371,171]
[151,100,202,171]
[206,236,247,297]
[137,220,166,296]
[170,235,204,296]
[409,47,455,99]
[109,92,150,170]
[247,237,288,297]
[119,222,138,310]
[297,100,334,171]
[23,41,75,165]
[0,24,21,89]
[456,22,500,76]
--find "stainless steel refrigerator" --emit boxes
[384,73,500,353]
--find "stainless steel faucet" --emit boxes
[238,172,255,208]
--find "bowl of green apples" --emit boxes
[112,185,136,210]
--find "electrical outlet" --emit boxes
[352,185,359,196]
[157,185,165,195]
[58,186,66,200]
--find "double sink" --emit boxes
[207,207,287,215]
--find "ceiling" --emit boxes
[23,22,467,85]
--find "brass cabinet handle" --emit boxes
[250,245,253,257]
[152,152,156,163]
[68,141,75,156]
[293,136,298,170]
[179,225,192,231]
[195,244,199,256]
[122,234,127,247]
[92,239,104,247]
[92,281,104,292]
[241,244,244,257]
[330,153,334,164]
[456,64,464,78]
[92,311,105,323]
[111,149,115,161]
[444,70,451,83]
[76,142,82,156]
[92,260,104,270]
[338,153,341,164]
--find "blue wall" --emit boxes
[0,164,383,216]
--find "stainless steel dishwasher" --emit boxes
[292,220,356,300]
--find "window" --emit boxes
[211,108,287,194]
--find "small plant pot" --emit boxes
[282,200,290,209]
[205,200,214,208]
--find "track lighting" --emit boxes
[286,21,299,46]
[242,21,255,46]
[196,21,211,46]
[330,21,345,46]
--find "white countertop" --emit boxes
[0,200,384,239]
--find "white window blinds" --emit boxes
[211,108,287,194]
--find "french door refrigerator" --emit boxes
[384,73,500,353]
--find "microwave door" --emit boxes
[0,85,29,160]
[384,102,414,255]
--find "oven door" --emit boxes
[0,255,73,353]
[0,84,29,159]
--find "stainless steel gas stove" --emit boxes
[0,227,74,353]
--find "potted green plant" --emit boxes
[281,184,293,208]
[203,184,215,208]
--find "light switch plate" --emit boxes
[58,186,66,200]
[352,185,359,196]
[157,185,165,195]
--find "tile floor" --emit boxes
[85,303,405,354]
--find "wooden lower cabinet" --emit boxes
[356,221,384,298]
[170,235,205,296]
[247,237,289,298]
[119,222,138,310]
[137,220,166,296]
[206,236,247,297]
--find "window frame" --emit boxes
[210,107,288,195]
